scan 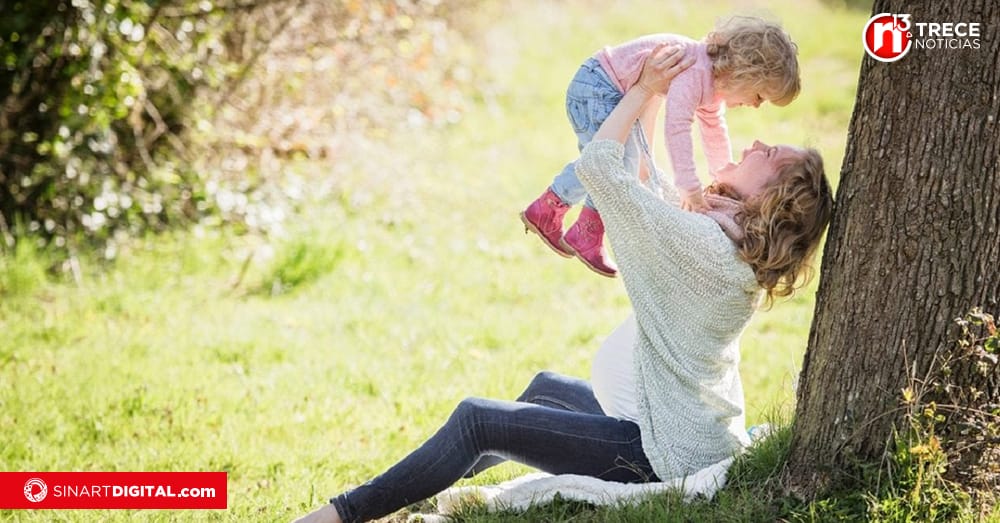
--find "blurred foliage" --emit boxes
[1,0,243,256]
[0,0,484,259]
[820,0,872,11]
[0,239,49,298]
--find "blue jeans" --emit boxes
[331,371,658,522]
[550,58,642,209]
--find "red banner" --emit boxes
[0,472,227,509]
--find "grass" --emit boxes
[6,0,981,521]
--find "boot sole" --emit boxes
[520,212,573,258]
[559,239,618,278]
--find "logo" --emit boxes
[863,13,912,62]
[23,478,47,503]
[863,13,982,62]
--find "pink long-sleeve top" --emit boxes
[594,35,732,196]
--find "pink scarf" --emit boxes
[702,193,745,244]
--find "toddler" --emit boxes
[520,16,800,277]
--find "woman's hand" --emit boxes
[636,44,694,97]
[592,45,693,144]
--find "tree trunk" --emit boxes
[784,0,1000,499]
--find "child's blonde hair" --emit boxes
[706,16,801,106]
[709,148,833,305]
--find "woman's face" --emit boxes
[715,141,802,199]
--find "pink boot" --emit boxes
[520,188,573,258]
[561,207,618,278]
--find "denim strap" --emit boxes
[633,121,665,194]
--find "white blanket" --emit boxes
[406,457,733,522]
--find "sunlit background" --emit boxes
[1,1,870,520]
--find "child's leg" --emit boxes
[549,59,624,206]
[329,397,655,523]
[542,61,627,276]
[523,59,623,259]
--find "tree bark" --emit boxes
[784,0,1000,498]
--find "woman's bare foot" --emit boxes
[293,503,342,523]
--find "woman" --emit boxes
[297,45,833,523]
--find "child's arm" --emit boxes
[663,79,710,212]
[696,103,733,177]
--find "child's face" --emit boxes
[718,83,767,108]
[715,140,802,199]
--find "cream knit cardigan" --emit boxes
[575,139,761,481]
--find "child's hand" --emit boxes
[636,44,695,97]
[681,190,710,213]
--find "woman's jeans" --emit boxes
[550,58,642,209]
[331,371,658,523]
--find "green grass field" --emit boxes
[1,1,872,521]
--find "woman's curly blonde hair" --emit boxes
[710,149,833,306]
[706,16,801,106]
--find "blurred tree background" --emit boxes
[0,0,482,260]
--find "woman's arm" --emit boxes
[637,102,659,183]
[593,45,693,145]
[575,45,749,285]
